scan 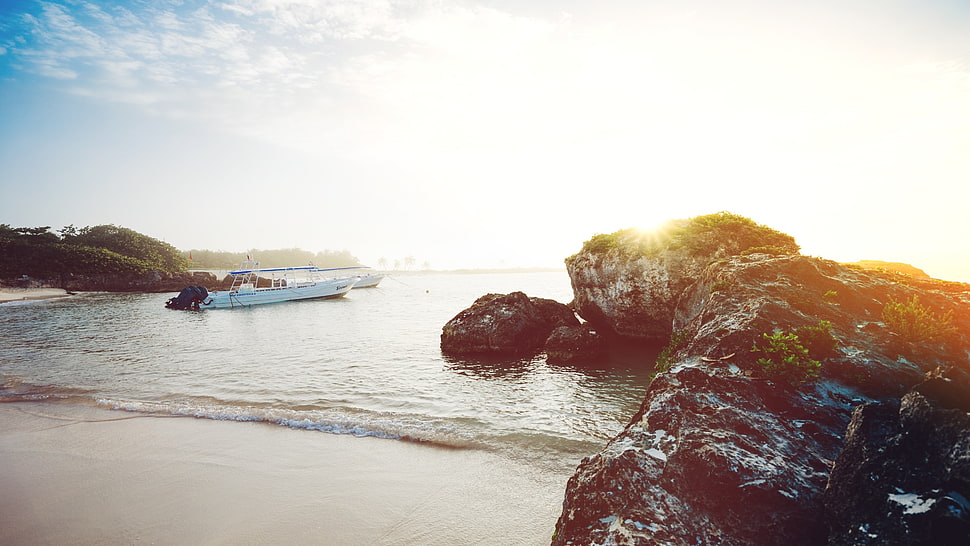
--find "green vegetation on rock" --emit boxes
[882,295,956,343]
[0,224,187,278]
[750,321,836,386]
[572,212,799,261]
[751,331,821,385]
[652,329,692,378]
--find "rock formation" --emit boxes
[440,291,579,355]
[824,372,970,545]
[565,215,799,342]
[551,214,970,545]
[545,324,610,365]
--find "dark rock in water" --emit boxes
[545,324,609,365]
[553,247,970,546]
[824,375,970,545]
[440,291,579,356]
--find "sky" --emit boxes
[1,0,969,279]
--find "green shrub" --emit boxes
[652,329,692,378]
[573,212,799,261]
[823,290,839,302]
[750,330,821,385]
[581,232,623,254]
[740,245,796,256]
[882,295,956,342]
[673,212,800,257]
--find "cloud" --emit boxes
[4,0,970,179]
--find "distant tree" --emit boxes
[181,248,361,269]
[404,256,416,271]
[377,257,389,270]
[72,225,186,273]
[311,249,360,268]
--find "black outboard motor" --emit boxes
[165,286,209,310]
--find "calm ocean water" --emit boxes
[0,271,654,470]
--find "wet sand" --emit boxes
[0,403,569,545]
[0,288,71,304]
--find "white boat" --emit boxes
[353,273,385,288]
[309,265,386,288]
[345,267,386,288]
[198,261,360,309]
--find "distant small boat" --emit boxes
[345,267,386,288]
[308,265,386,288]
[168,260,360,310]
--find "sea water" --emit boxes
[0,271,655,471]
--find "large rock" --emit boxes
[544,324,609,365]
[553,252,970,545]
[566,246,706,342]
[565,214,800,342]
[440,291,579,356]
[823,373,970,545]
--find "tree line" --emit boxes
[0,224,187,278]
[184,248,360,270]
[0,224,362,279]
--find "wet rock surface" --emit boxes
[824,373,970,545]
[552,252,970,545]
[544,324,610,365]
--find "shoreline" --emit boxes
[0,287,73,304]
[0,401,569,545]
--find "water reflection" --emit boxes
[442,337,664,379]
[442,354,540,379]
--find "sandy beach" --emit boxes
[0,288,71,304]
[0,402,570,545]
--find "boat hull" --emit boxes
[352,274,386,288]
[200,277,358,309]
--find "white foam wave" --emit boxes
[96,398,476,446]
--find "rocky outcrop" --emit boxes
[566,247,707,342]
[565,214,800,342]
[553,252,970,545]
[440,292,579,355]
[824,372,970,545]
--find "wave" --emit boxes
[0,376,94,404]
[97,397,484,449]
[1,376,603,465]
